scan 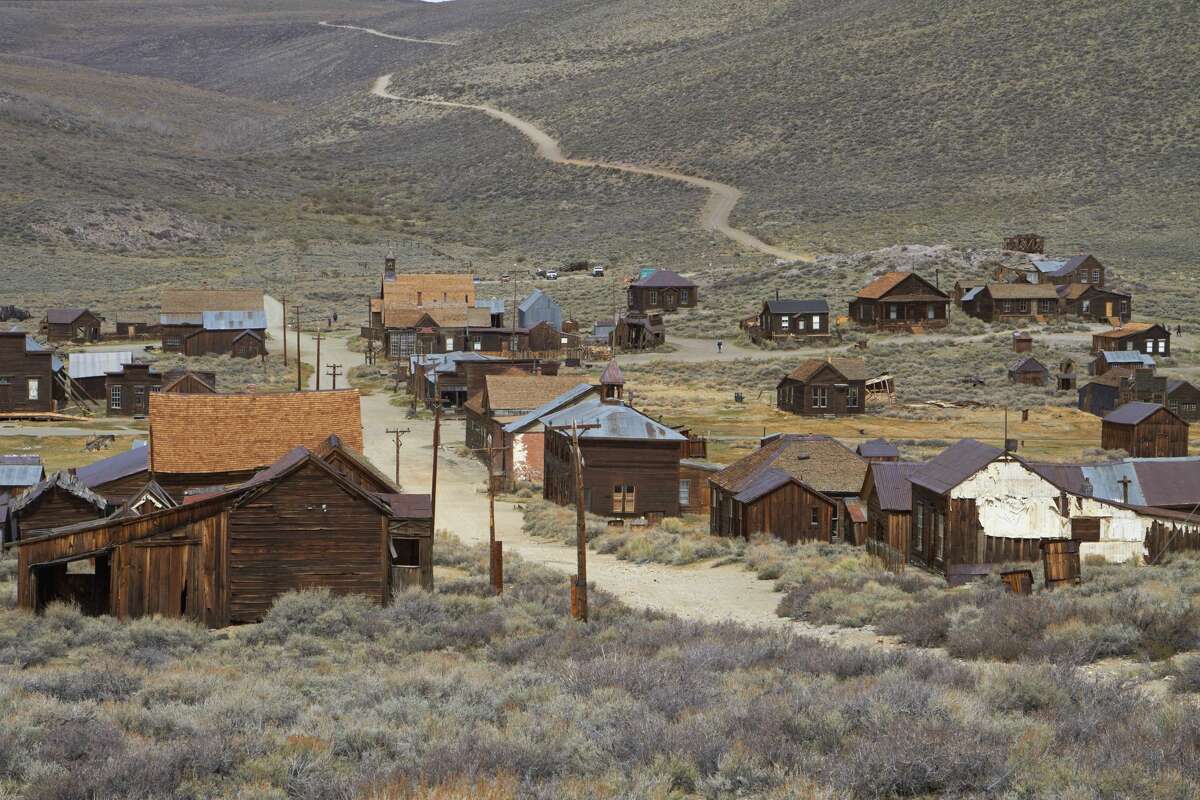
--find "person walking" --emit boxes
[716,339,724,353]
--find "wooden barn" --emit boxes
[1008,356,1049,386]
[776,358,867,416]
[627,269,698,313]
[105,362,161,416]
[862,460,923,573]
[6,471,111,544]
[1091,322,1170,357]
[160,290,266,358]
[42,309,103,342]
[612,313,665,350]
[1058,284,1131,323]
[147,389,364,496]
[1101,402,1189,458]
[15,445,434,625]
[752,298,830,342]
[856,438,899,462]
[849,271,950,331]
[962,284,1060,322]
[542,397,686,518]
[74,444,151,506]
[709,434,867,544]
[0,332,63,413]
[0,455,44,497]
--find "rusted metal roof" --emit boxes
[910,439,1003,495]
[378,492,433,519]
[870,461,925,511]
[44,308,91,324]
[540,398,686,442]
[1104,401,1167,426]
[845,498,868,523]
[856,438,899,459]
[74,443,149,489]
[1009,356,1048,374]
[733,468,800,504]
[1131,459,1200,508]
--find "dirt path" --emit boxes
[318,21,458,46]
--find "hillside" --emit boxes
[0,0,1196,328]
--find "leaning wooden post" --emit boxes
[571,420,588,621]
[294,304,303,391]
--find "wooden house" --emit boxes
[856,438,899,462]
[42,308,103,342]
[1109,370,1200,423]
[1078,372,1126,417]
[464,372,593,458]
[74,444,151,506]
[709,434,867,544]
[499,383,602,487]
[105,362,161,416]
[1165,380,1200,422]
[612,313,665,350]
[1101,402,1189,457]
[15,446,434,625]
[753,298,830,341]
[67,351,133,401]
[1008,356,1049,386]
[1029,254,1105,286]
[849,272,950,331]
[160,290,266,358]
[542,398,686,518]
[147,389,363,495]
[627,270,698,313]
[1091,322,1170,357]
[6,471,111,544]
[1012,331,1033,353]
[776,358,867,416]
[0,332,62,413]
[161,370,217,394]
[517,289,563,330]
[962,283,1061,322]
[679,459,722,517]
[1091,351,1154,377]
[0,455,44,497]
[1058,284,1131,323]
[862,460,923,573]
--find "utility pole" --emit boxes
[325,363,343,390]
[313,331,325,390]
[385,427,410,489]
[293,304,303,391]
[549,420,601,620]
[281,294,288,367]
[430,373,441,535]
[469,443,508,594]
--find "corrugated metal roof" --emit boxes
[518,289,546,312]
[910,439,1003,494]
[1083,462,1146,505]
[539,398,686,442]
[765,299,828,314]
[733,467,796,504]
[74,444,150,488]
[1104,402,1165,425]
[857,438,899,458]
[475,297,505,314]
[503,383,597,434]
[67,350,133,379]
[1131,459,1200,508]
[0,458,43,487]
[159,312,203,326]
[1099,351,1155,366]
[1030,259,1067,274]
[378,492,432,519]
[870,461,924,511]
[960,286,983,302]
[202,309,267,331]
[631,269,696,288]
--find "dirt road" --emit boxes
[318,21,458,46]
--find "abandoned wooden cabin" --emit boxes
[67,351,132,402]
[0,455,44,497]
[74,443,151,506]
[678,459,722,516]
[1091,322,1170,357]
[1028,254,1105,286]
[1008,356,1049,386]
[1078,372,1127,417]
[105,362,161,416]
[856,438,899,462]
[42,308,103,342]
[848,271,950,331]
[611,313,665,350]
[5,471,111,544]
[961,283,1061,322]
[15,445,434,625]
[0,332,63,414]
[147,389,364,496]
[113,320,160,340]
[627,269,698,313]
[161,369,218,394]
[1012,331,1033,353]
[709,434,867,544]
[1091,350,1155,376]
[542,397,686,518]
[752,298,830,342]
[776,358,868,416]
[1058,284,1131,323]
[1004,233,1045,254]
[160,290,266,358]
[464,372,594,461]
[1101,402,1189,458]
[861,460,923,573]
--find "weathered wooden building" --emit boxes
[42,309,103,342]
[1091,350,1154,376]
[6,471,111,544]
[148,389,364,495]
[1091,322,1170,357]
[862,460,923,573]
[542,397,686,518]
[15,446,433,625]
[67,351,133,402]
[1012,331,1033,353]
[752,298,830,342]
[464,372,593,457]
[612,313,665,350]
[776,358,867,416]
[849,271,950,331]
[856,438,899,462]
[499,383,601,487]
[709,434,867,543]
[627,270,698,313]
[961,283,1061,322]
[678,459,722,517]
[1029,254,1105,286]
[1077,372,1126,417]
[517,289,563,330]
[1058,284,1131,323]
[1008,356,1049,386]
[1101,402,1189,458]
[0,333,63,413]
[0,455,44,497]
[160,290,266,358]
[105,362,161,416]
[161,370,217,394]
[74,444,151,506]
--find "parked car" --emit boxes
[545,270,559,280]
[592,265,606,277]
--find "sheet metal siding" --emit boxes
[0,465,44,487]
[202,310,268,331]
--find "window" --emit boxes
[812,314,821,330]
[1081,300,1090,314]
[26,378,39,401]
[389,537,420,567]
[678,479,691,506]
[888,304,898,320]
[927,304,936,319]
[914,504,924,552]
[830,503,840,541]
[934,513,945,562]
[560,337,569,345]
[1145,340,1155,354]
[811,386,828,408]
[149,386,160,393]
[1039,299,1056,314]
[780,315,790,329]
[612,484,636,514]
[649,290,658,306]
[389,334,402,358]
[1119,300,1128,313]
[1157,339,1166,354]
[134,385,146,409]
[472,337,482,351]
[1092,269,1101,283]
[110,385,123,410]
[848,385,860,408]
[0,376,9,385]
[445,336,455,351]
[810,507,819,526]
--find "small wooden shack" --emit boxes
[1091,351,1154,377]
[15,446,433,625]
[627,269,698,313]
[42,309,103,342]
[1101,402,1189,458]
[1008,356,1049,386]
[6,471,111,544]
[0,332,62,413]
[1091,322,1170,357]
[862,461,923,573]
[849,271,950,331]
[776,358,867,416]
[612,313,665,350]
[1012,332,1033,353]
[105,362,161,416]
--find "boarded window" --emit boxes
[1071,517,1101,543]
[390,537,421,567]
[612,484,635,514]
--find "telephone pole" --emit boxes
[293,304,303,391]
[313,331,325,390]
[281,294,288,367]
[469,443,508,594]
[430,373,441,535]
[549,420,601,620]
[385,427,411,489]
[325,363,343,390]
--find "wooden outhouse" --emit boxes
[1101,402,1189,458]
[1012,332,1033,353]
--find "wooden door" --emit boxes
[138,541,199,619]
[1105,301,1114,317]
[1155,431,1170,457]
[662,290,677,310]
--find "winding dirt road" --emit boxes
[367,74,811,262]
[318,21,458,47]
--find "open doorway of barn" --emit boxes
[32,552,111,615]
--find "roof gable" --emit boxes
[910,439,1003,494]
[782,357,868,384]
[1104,401,1181,426]
[484,374,590,413]
[74,444,150,488]
[632,269,697,289]
[764,299,829,315]
[712,434,866,495]
[869,461,924,511]
[856,271,946,300]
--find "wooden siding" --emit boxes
[627,285,697,313]
[105,366,161,415]
[184,329,266,358]
[777,370,866,416]
[544,431,682,518]
[44,312,103,342]
[863,470,910,573]
[90,471,152,505]
[0,333,55,413]
[1090,325,1170,357]
[17,488,106,537]
[1101,410,1189,457]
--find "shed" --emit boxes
[856,438,899,462]
[6,471,111,543]
[1008,356,1049,386]
[42,308,103,342]
[517,289,563,330]
[1101,402,1189,458]
[1012,332,1033,353]
[0,333,63,413]
[1092,350,1154,376]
